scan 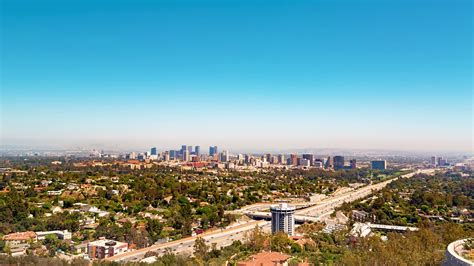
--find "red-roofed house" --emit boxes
[237,252,291,266]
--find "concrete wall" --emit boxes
[443,239,473,266]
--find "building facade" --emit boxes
[371,160,387,170]
[302,154,314,166]
[334,156,345,170]
[271,203,295,236]
[87,239,128,259]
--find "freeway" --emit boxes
[105,169,434,262]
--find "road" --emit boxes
[105,169,434,262]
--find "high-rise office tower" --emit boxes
[209,146,218,157]
[169,150,177,160]
[265,153,272,163]
[371,160,387,170]
[195,146,200,156]
[325,156,333,169]
[182,150,190,162]
[290,154,298,166]
[437,157,444,167]
[431,156,437,166]
[438,157,447,167]
[244,154,251,164]
[278,154,285,165]
[151,147,157,156]
[181,145,187,155]
[302,154,314,166]
[333,156,345,170]
[271,203,295,236]
[299,158,310,167]
[220,151,229,162]
[350,159,357,169]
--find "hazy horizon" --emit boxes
[1,0,472,153]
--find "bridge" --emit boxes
[244,211,321,223]
[368,223,418,232]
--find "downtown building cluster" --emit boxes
[124,146,388,171]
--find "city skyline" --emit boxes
[1,0,472,153]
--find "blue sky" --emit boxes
[1,0,472,152]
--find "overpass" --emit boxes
[368,223,418,232]
[244,211,321,223]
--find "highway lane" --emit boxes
[106,169,434,262]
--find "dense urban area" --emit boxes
[0,146,472,265]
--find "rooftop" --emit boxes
[237,251,291,266]
[3,231,37,241]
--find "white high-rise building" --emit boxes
[271,203,295,236]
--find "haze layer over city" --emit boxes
[0,0,472,265]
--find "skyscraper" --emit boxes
[438,157,447,167]
[209,146,218,156]
[265,153,272,163]
[181,145,187,156]
[325,156,333,169]
[302,154,314,166]
[220,151,229,162]
[195,146,200,156]
[278,154,285,165]
[299,158,310,167]
[271,203,295,236]
[431,156,437,166]
[371,160,387,170]
[182,149,190,162]
[169,150,177,160]
[244,154,251,164]
[437,157,444,167]
[333,156,345,170]
[290,154,298,166]
[187,145,193,154]
[350,159,357,169]
[151,147,157,156]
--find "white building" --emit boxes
[299,158,310,167]
[314,161,324,168]
[270,203,295,236]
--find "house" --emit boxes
[352,210,370,222]
[3,231,37,256]
[52,206,63,214]
[47,190,63,196]
[237,252,291,266]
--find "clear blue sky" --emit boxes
[1,0,472,152]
